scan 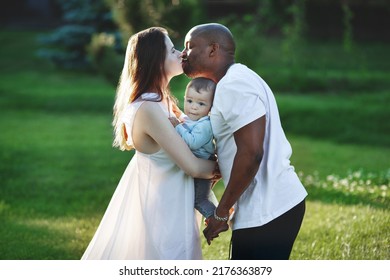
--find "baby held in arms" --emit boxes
[169,78,223,224]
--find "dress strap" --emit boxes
[122,93,172,147]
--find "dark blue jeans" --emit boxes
[194,178,217,218]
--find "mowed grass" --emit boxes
[0,30,389,259]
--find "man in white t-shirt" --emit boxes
[181,23,308,260]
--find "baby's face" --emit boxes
[184,87,213,121]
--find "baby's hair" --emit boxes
[186,77,216,96]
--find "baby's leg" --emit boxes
[194,178,217,218]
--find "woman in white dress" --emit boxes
[81,27,218,260]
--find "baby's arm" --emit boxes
[176,121,213,151]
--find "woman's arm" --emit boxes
[136,102,215,179]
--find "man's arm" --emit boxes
[203,116,266,243]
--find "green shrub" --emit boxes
[37,0,117,69]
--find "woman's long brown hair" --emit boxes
[113,27,173,150]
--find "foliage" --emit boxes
[105,0,205,43]
[276,91,390,147]
[342,1,354,52]
[218,1,390,93]
[251,0,294,36]
[87,32,123,85]
[88,0,205,85]
[37,0,117,69]
[219,0,307,69]
[218,14,264,69]
[282,0,306,67]
[35,0,375,88]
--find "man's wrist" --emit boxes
[214,208,229,222]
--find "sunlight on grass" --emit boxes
[299,170,389,208]
[293,201,389,260]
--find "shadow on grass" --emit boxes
[0,217,81,260]
[0,90,113,115]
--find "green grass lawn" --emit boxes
[0,29,388,260]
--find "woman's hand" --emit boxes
[172,102,183,119]
[168,117,180,127]
[211,161,221,186]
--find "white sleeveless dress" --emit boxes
[81,93,202,260]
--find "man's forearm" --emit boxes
[216,116,265,218]
[216,150,261,217]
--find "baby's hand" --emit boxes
[168,117,180,127]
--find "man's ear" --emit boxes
[209,43,219,57]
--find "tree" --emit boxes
[106,0,205,44]
[37,0,117,69]
[89,0,205,85]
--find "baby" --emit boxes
[170,77,218,219]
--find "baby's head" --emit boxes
[184,78,216,121]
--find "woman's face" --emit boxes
[164,35,183,79]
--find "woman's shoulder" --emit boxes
[127,93,161,112]
[137,99,161,112]
[122,96,159,126]
[133,100,166,124]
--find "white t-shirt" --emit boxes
[210,63,307,230]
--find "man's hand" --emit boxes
[203,217,229,245]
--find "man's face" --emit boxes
[181,30,210,78]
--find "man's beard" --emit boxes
[182,60,201,78]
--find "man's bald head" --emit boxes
[182,23,236,82]
[188,23,235,56]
